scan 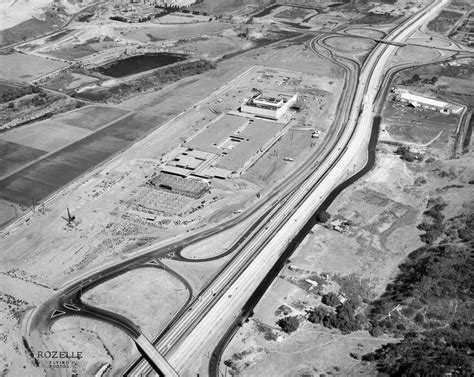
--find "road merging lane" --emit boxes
[128,1,449,375]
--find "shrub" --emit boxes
[321,292,339,307]
[316,211,330,223]
[277,316,300,333]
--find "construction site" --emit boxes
[5,0,466,375]
[119,66,327,228]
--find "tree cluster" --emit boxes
[307,301,362,335]
[363,329,473,376]
[395,145,423,162]
[321,292,339,307]
[401,73,438,86]
[315,210,330,223]
[83,59,215,102]
[364,208,474,374]
[417,196,446,244]
[277,316,299,334]
[0,84,41,104]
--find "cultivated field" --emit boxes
[59,106,130,130]
[0,52,68,82]
[0,106,171,209]
[0,140,46,178]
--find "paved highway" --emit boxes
[126,1,449,376]
[24,1,447,375]
[24,42,356,376]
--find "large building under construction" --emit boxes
[241,91,298,120]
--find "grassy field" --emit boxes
[42,71,99,91]
[344,27,386,39]
[188,0,274,16]
[82,268,189,339]
[324,36,375,61]
[352,12,401,25]
[44,45,97,60]
[0,52,68,81]
[274,7,314,20]
[0,11,63,48]
[125,21,233,43]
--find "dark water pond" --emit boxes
[96,53,186,78]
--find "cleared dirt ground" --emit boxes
[39,316,139,376]
[0,32,345,376]
[82,268,189,339]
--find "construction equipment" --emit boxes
[61,208,77,226]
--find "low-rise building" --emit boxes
[241,91,298,120]
[394,88,464,115]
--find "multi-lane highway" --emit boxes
[24,37,356,377]
[24,1,448,376]
[126,1,449,376]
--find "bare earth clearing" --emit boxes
[82,268,189,340]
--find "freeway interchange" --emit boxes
[24,1,448,376]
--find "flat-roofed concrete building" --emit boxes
[241,91,298,120]
[395,89,464,115]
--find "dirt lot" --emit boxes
[82,267,189,339]
[427,9,464,34]
[164,256,233,294]
[124,21,233,43]
[381,100,459,157]
[38,316,139,376]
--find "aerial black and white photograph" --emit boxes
[0,0,472,376]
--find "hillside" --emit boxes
[364,203,474,375]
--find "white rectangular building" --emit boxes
[241,91,298,120]
[396,90,463,115]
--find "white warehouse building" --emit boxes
[396,89,464,115]
[241,91,298,120]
